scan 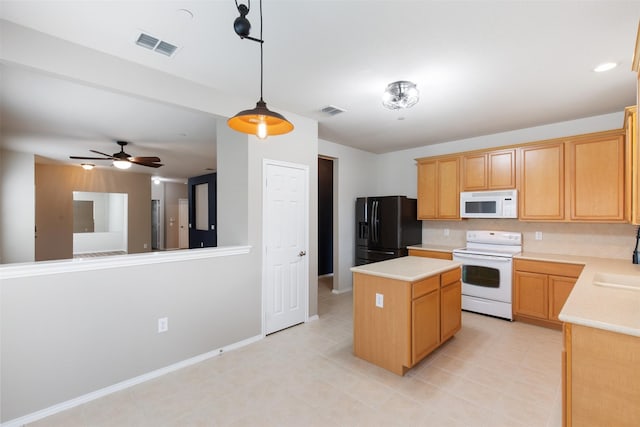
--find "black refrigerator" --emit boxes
[355,196,422,266]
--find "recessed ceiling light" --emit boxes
[593,62,617,72]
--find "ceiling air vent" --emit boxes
[320,105,346,117]
[135,32,179,57]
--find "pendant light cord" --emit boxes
[259,0,264,101]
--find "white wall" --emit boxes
[0,149,35,263]
[318,140,377,292]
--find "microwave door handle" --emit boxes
[454,253,512,262]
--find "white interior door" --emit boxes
[178,198,188,249]
[263,160,308,335]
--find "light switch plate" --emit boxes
[375,293,384,308]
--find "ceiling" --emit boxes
[1,1,639,180]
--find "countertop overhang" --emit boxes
[351,256,461,282]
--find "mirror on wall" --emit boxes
[72,192,128,256]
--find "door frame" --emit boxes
[261,158,310,336]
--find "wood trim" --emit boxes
[513,314,562,330]
[563,323,572,427]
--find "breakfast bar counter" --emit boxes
[350,256,461,375]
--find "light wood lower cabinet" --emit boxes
[563,323,640,426]
[513,259,584,329]
[353,267,461,375]
[408,249,453,260]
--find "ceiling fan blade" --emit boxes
[128,158,163,168]
[128,156,161,163]
[89,149,116,159]
[69,156,113,160]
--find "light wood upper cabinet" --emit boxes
[567,132,626,221]
[518,130,626,222]
[519,142,565,220]
[417,156,460,220]
[462,149,515,191]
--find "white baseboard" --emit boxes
[331,287,352,295]
[1,334,263,427]
[306,314,319,322]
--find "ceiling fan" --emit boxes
[70,141,163,169]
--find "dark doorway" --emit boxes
[318,157,333,275]
[187,173,217,248]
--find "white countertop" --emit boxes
[406,244,460,253]
[516,252,640,337]
[350,256,461,282]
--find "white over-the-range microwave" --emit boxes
[460,189,518,218]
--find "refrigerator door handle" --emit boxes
[366,249,396,255]
[373,200,379,243]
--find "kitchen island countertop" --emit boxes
[350,256,460,282]
[516,252,640,337]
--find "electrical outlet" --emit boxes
[444,228,450,237]
[158,317,168,333]
[144,243,148,249]
[535,231,543,241]
[375,293,384,308]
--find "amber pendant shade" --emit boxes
[228,98,294,138]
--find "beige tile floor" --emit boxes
[30,276,562,426]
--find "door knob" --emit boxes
[299,251,306,257]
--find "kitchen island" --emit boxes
[351,256,461,375]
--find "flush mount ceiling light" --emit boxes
[227,0,294,139]
[593,62,618,72]
[80,163,95,170]
[382,80,420,110]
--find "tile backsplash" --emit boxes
[422,219,638,261]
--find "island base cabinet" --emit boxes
[353,273,411,375]
[563,323,640,427]
[353,267,461,376]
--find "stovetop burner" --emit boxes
[452,230,522,258]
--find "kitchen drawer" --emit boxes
[441,267,461,286]
[413,275,439,299]
[514,259,584,277]
[408,249,453,260]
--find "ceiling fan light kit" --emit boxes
[80,163,95,170]
[70,140,163,169]
[227,0,294,139]
[382,80,419,110]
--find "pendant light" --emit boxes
[228,0,294,139]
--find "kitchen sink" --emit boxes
[592,272,640,291]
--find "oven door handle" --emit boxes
[453,253,512,262]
